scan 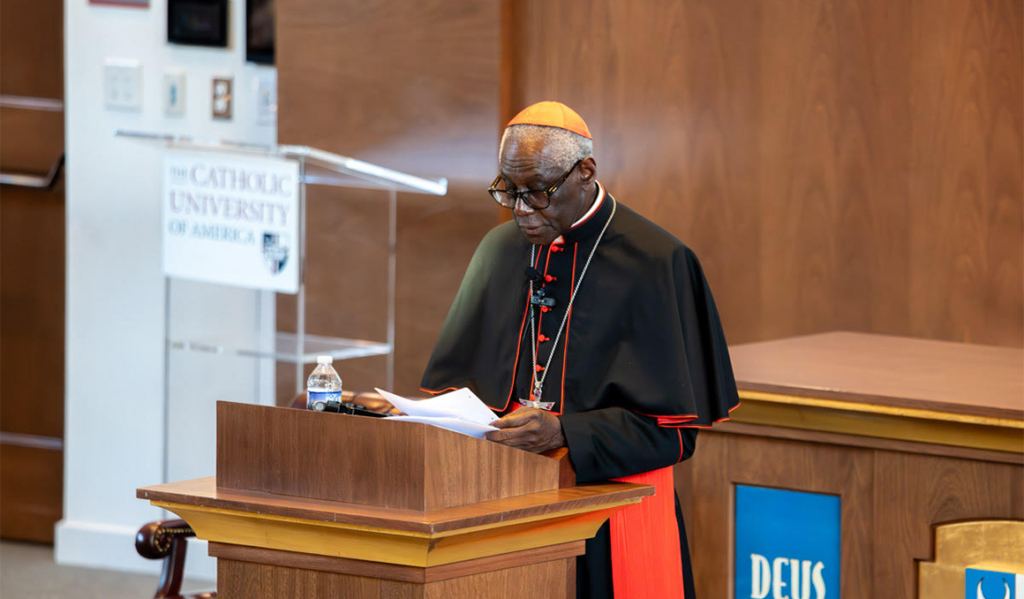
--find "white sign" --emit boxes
[163,150,300,293]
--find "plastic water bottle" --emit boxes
[306,356,343,412]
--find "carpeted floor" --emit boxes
[0,541,212,599]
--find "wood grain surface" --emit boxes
[0,0,65,543]
[0,0,63,99]
[711,420,1023,465]
[217,556,572,599]
[274,0,502,399]
[503,0,1023,349]
[872,451,1024,599]
[276,0,1022,401]
[209,540,584,583]
[1,181,65,439]
[730,332,1024,418]
[690,431,875,598]
[424,559,571,599]
[0,107,63,174]
[218,558,418,599]
[682,427,1024,599]
[0,443,63,542]
[216,402,559,510]
[541,447,577,488]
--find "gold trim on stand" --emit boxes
[733,391,1024,454]
[739,391,1024,428]
[152,498,638,568]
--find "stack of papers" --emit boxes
[374,387,500,439]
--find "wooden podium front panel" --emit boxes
[216,402,560,510]
[685,428,1024,599]
[682,332,1024,599]
[217,557,574,599]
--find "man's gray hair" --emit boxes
[500,124,594,171]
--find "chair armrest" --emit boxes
[136,519,200,598]
[136,519,195,559]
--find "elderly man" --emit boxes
[417,101,740,598]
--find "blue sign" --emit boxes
[735,485,840,599]
[966,568,1021,599]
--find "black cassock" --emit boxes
[421,184,739,599]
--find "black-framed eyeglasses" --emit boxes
[488,159,584,210]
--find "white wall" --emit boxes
[60,0,276,581]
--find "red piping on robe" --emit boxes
[609,467,685,598]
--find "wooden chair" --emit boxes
[134,519,215,599]
[133,395,317,597]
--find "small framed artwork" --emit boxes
[246,0,275,64]
[168,0,228,48]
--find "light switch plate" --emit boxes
[212,76,232,120]
[255,72,277,126]
[164,70,186,116]
[104,58,143,111]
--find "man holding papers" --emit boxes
[417,102,740,599]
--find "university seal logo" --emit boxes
[262,232,289,275]
[976,579,1011,599]
[965,569,1019,599]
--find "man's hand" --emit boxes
[485,407,565,453]
[348,391,402,415]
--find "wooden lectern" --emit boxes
[138,402,652,598]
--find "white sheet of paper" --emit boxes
[374,387,498,425]
[374,387,500,438]
[387,415,498,439]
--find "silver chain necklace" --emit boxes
[522,197,617,410]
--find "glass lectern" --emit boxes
[117,130,448,396]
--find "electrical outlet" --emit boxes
[104,58,143,111]
[212,77,233,120]
[164,70,186,116]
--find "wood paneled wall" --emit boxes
[275,0,502,395]
[506,0,1023,347]
[0,0,65,543]
[277,0,1023,396]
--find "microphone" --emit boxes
[525,266,556,307]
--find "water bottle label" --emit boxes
[307,390,341,411]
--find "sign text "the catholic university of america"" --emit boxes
[735,485,840,599]
[163,150,300,293]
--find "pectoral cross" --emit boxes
[519,382,554,410]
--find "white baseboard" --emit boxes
[55,519,217,582]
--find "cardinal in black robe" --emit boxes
[419,102,740,599]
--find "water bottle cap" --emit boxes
[316,355,333,365]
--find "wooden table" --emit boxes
[678,332,1024,599]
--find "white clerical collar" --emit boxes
[552,182,605,244]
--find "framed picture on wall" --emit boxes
[246,0,275,64]
[168,0,228,48]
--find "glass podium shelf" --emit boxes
[169,332,392,364]
[114,130,448,195]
